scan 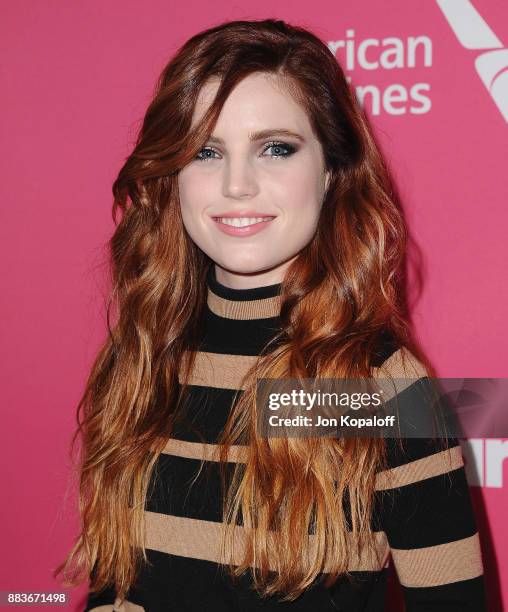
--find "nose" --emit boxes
[222,156,259,200]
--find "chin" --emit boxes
[215,258,279,276]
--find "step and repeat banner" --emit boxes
[2,1,507,610]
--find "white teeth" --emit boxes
[215,216,275,227]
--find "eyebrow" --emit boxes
[206,129,305,145]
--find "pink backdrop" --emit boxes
[2,1,507,610]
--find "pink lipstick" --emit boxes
[211,212,277,237]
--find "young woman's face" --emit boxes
[177,72,330,289]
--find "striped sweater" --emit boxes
[85,269,486,611]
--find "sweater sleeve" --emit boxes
[377,436,487,611]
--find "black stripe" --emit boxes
[173,385,236,442]
[127,548,389,612]
[375,465,478,548]
[201,307,282,355]
[383,437,462,470]
[402,575,487,611]
[146,453,231,522]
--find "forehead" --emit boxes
[192,72,313,135]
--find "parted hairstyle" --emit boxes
[55,18,437,603]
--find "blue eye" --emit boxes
[195,147,219,162]
[195,141,297,162]
[262,141,296,158]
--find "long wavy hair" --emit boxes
[55,18,436,603]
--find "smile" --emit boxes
[214,216,275,227]
[211,216,277,237]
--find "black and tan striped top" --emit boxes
[85,268,486,611]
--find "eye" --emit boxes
[195,147,219,162]
[262,141,296,159]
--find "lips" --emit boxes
[210,213,277,237]
[210,210,278,218]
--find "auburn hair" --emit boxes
[55,18,437,603]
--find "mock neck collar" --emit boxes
[206,266,282,320]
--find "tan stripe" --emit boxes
[370,347,429,405]
[373,347,428,380]
[375,444,464,490]
[391,533,484,587]
[179,347,428,403]
[207,289,281,319]
[89,599,145,612]
[144,511,390,572]
[178,351,258,389]
[161,437,248,462]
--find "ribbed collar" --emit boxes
[206,266,282,320]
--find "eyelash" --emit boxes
[195,141,297,162]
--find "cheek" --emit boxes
[178,171,208,221]
[278,168,323,223]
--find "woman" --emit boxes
[56,19,486,611]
